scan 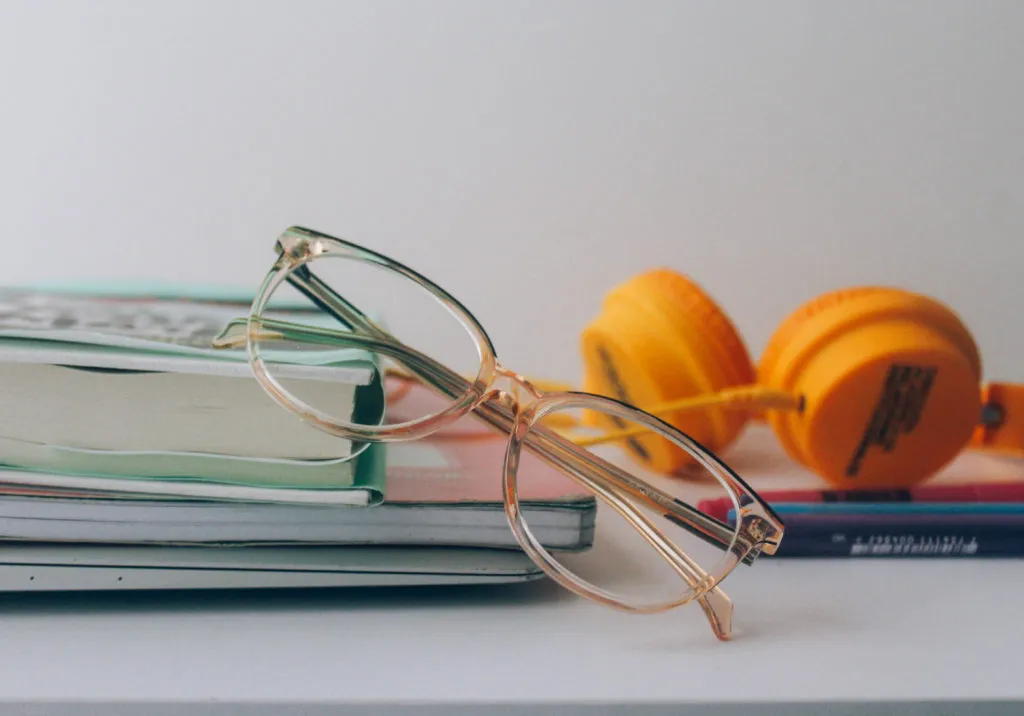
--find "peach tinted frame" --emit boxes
[220,226,785,641]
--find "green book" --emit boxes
[0,283,387,505]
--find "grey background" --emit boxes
[1,0,1020,384]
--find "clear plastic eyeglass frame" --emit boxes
[217,226,784,641]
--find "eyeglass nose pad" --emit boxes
[484,386,522,417]
[493,366,545,403]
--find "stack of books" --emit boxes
[0,285,595,589]
[5,284,1017,577]
[714,427,1024,558]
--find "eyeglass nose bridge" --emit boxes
[490,365,547,410]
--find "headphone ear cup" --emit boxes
[580,268,755,474]
[757,287,982,489]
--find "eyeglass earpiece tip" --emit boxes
[697,586,733,641]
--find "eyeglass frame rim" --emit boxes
[249,226,500,443]
[246,225,784,542]
[233,226,785,615]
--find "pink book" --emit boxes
[380,380,594,506]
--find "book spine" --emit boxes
[771,514,1024,558]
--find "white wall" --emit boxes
[1,0,1021,385]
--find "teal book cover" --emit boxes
[0,281,388,504]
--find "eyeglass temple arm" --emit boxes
[268,267,778,559]
[285,265,779,554]
[216,311,767,567]
[222,318,740,638]
[284,264,365,333]
[280,264,773,634]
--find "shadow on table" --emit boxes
[0,576,569,617]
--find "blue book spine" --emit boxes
[769,513,1024,558]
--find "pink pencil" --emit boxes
[698,482,1024,522]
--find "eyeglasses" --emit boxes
[215,226,784,640]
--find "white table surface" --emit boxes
[0,557,1019,714]
[0,431,1021,715]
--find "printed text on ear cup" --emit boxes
[594,343,651,463]
[846,364,938,477]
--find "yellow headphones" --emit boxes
[579,268,1024,490]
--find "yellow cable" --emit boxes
[383,369,802,446]
[544,385,801,447]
